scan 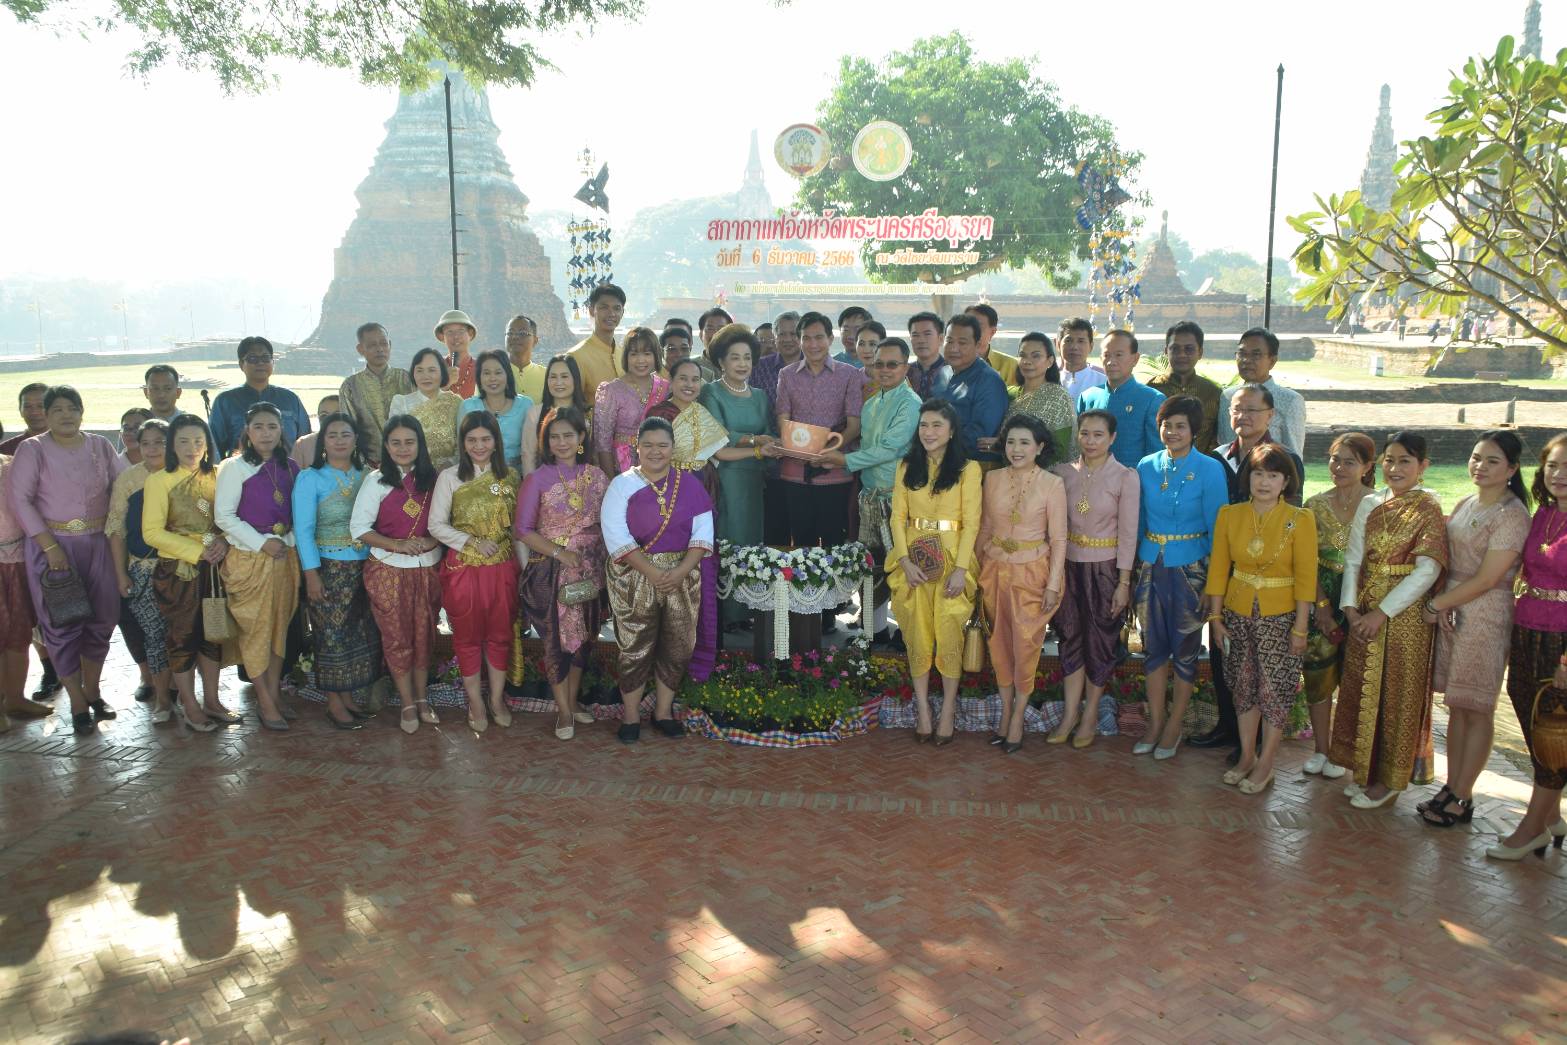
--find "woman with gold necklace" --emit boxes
[1299,432,1377,780]
[1051,409,1139,746]
[292,412,381,729]
[592,327,669,477]
[214,402,301,730]
[599,417,715,744]
[430,411,520,733]
[975,415,1066,753]
[1204,443,1318,794]
[514,407,609,740]
[389,348,463,471]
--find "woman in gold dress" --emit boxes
[390,348,463,471]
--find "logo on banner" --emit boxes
[774,124,831,178]
[852,121,913,182]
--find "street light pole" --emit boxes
[1263,63,1284,329]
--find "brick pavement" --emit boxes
[2,642,1565,1044]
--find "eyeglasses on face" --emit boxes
[871,360,907,369]
[243,354,272,365]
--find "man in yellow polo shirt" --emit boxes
[566,283,625,398]
[965,302,1020,387]
[505,313,547,402]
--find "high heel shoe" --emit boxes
[1153,735,1183,761]
[1071,730,1096,750]
[468,705,489,733]
[933,731,955,747]
[175,703,218,733]
[1002,739,1024,755]
[399,706,420,735]
[1485,831,1552,861]
[417,700,439,725]
[1548,819,1567,846]
[1131,740,1156,755]
[914,730,932,744]
[1350,788,1399,810]
[487,697,513,729]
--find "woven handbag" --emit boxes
[202,568,239,643]
[962,592,990,674]
[39,565,91,628]
[1530,680,1567,773]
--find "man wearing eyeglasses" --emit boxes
[209,336,311,459]
[505,314,547,402]
[819,337,922,646]
[1216,327,1305,457]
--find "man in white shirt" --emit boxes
[1058,317,1107,400]
[1217,327,1306,458]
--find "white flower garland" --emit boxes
[717,541,877,659]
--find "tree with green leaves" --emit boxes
[796,32,1135,287]
[1291,36,1567,354]
[3,0,642,93]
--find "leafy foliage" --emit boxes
[687,644,892,734]
[4,0,643,93]
[1291,35,1567,355]
[796,32,1135,286]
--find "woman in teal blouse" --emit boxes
[460,349,532,471]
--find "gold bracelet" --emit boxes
[1291,628,1308,638]
[1206,613,1222,622]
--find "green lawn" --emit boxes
[1301,462,1471,511]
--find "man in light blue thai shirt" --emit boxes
[1075,328,1165,468]
[820,337,922,646]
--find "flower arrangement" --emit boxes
[718,540,875,591]
[684,637,889,735]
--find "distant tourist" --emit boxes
[1148,321,1220,454]
[832,305,873,368]
[208,337,310,459]
[566,283,627,399]
[1217,327,1306,458]
[936,313,1007,461]
[905,311,950,400]
[337,322,413,466]
[435,309,480,398]
[964,303,1019,387]
[290,395,340,470]
[505,313,547,403]
[1074,329,1164,468]
[1058,318,1107,401]
[749,309,802,407]
[141,365,185,423]
[0,383,48,456]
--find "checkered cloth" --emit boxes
[685,696,882,748]
[877,693,1123,735]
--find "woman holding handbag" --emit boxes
[974,415,1066,753]
[5,385,124,736]
[514,407,609,739]
[887,399,982,746]
[429,410,520,733]
[214,402,302,731]
[142,414,234,732]
[107,418,173,722]
[349,416,444,734]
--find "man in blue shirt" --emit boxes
[1076,329,1164,468]
[935,313,1008,459]
[209,336,312,459]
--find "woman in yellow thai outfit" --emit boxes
[429,410,520,733]
[1300,432,1376,780]
[142,414,235,732]
[1329,431,1449,809]
[215,402,301,731]
[1205,443,1318,795]
[975,415,1066,753]
[887,399,982,745]
[390,347,463,471]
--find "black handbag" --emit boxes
[39,565,91,627]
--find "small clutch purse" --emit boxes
[908,534,946,576]
[558,578,600,606]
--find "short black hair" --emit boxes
[908,311,945,335]
[857,320,888,342]
[43,385,83,412]
[698,307,733,333]
[946,313,983,343]
[965,303,999,330]
[711,325,760,364]
[754,322,773,335]
[1057,317,1094,339]
[658,326,692,349]
[237,335,274,364]
[588,283,627,307]
[876,337,911,361]
[664,317,693,335]
[17,382,47,406]
[1165,320,1204,349]
[143,364,180,384]
[408,346,450,387]
[798,311,833,339]
[1156,394,1205,434]
[621,327,663,373]
[1240,326,1280,356]
[355,322,387,343]
[838,305,873,326]
[1077,407,1117,435]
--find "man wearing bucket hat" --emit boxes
[435,309,479,399]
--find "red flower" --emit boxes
[781,567,795,580]
[811,667,822,678]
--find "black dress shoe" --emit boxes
[31,672,61,701]
[72,711,96,736]
[617,722,641,744]
[134,684,154,703]
[327,712,364,730]
[653,716,684,738]
[89,699,117,721]
[1188,729,1238,749]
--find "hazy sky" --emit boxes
[0,0,1545,305]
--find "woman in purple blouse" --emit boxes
[5,385,124,735]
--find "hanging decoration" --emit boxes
[774,123,831,178]
[1075,152,1139,330]
[567,146,613,320]
[852,120,913,182]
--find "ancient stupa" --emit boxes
[302,65,573,366]
[1136,212,1192,301]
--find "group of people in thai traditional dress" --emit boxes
[1,287,1564,861]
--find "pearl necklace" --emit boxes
[720,376,750,395]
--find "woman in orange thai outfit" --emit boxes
[1205,443,1318,795]
[1329,432,1449,810]
[887,399,982,745]
[350,416,444,734]
[514,407,608,740]
[215,401,301,731]
[975,415,1066,753]
[430,411,520,733]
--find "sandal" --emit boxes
[1420,794,1474,828]
[1416,784,1453,815]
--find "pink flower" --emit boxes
[811,668,822,678]
[781,566,795,580]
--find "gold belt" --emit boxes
[1523,584,1567,603]
[912,518,959,532]
[46,516,105,534]
[647,550,686,568]
[318,537,366,551]
[1232,570,1295,590]
[991,536,1044,553]
[1146,531,1204,545]
[1068,533,1118,548]
[1366,562,1415,576]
